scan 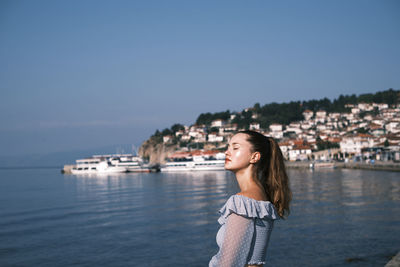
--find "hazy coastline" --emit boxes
[286,161,400,172]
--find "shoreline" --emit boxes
[286,161,400,172]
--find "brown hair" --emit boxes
[239,130,292,218]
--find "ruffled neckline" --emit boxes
[218,195,280,224]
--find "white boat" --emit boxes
[160,154,226,172]
[109,155,151,173]
[69,154,152,174]
[71,158,127,174]
[309,161,336,169]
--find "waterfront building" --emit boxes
[288,145,312,161]
[151,100,399,164]
[340,134,375,154]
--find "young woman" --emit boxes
[209,130,292,267]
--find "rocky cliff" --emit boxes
[139,138,225,164]
[138,138,177,164]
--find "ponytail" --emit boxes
[266,137,291,218]
[239,131,292,218]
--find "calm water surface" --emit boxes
[0,168,399,266]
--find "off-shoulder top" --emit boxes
[209,195,279,267]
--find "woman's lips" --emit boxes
[225,158,231,163]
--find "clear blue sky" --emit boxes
[1,0,399,156]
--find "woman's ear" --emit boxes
[250,152,261,163]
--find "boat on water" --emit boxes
[309,161,336,169]
[70,157,127,174]
[160,153,226,172]
[68,154,151,174]
[109,155,151,173]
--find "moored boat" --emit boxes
[160,153,226,172]
[109,155,151,173]
[310,161,336,169]
[71,158,127,174]
[67,154,151,174]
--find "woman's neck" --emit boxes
[235,167,257,191]
[235,166,266,201]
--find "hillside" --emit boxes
[139,88,400,163]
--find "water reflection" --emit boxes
[278,169,400,266]
[0,168,399,266]
[61,169,400,266]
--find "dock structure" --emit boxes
[61,165,74,174]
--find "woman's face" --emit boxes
[224,133,254,172]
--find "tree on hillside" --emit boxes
[196,110,230,125]
[232,109,253,129]
[161,128,172,136]
[257,101,303,127]
[171,123,185,133]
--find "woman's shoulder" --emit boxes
[219,194,280,221]
[236,191,266,202]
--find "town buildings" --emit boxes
[161,102,400,162]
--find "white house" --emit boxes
[249,122,260,130]
[285,125,302,134]
[175,130,184,137]
[382,109,398,118]
[329,113,341,120]
[358,103,373,111]
[211,119,226,127]
[270,124,283,132]
[375,103,388,110]
[345,104,355,108]
[220,124,238,133]
[278,141,292,159]
[340,134,375,154]
[208,134,224,143]
[342,113,354,120]
[269,124,283,139]
[300,122,313,129]
[193,132,207,143]
[181,134,191,141]
[303,110,314,121]
[315,110,327,123]
[351,107,361,114]
[288,145,312,161]
[163,135,173,143]
[386,121,400,133]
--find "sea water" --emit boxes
[0,168,399,266]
